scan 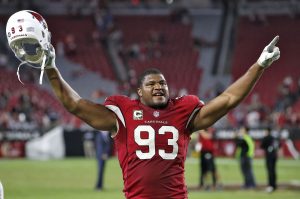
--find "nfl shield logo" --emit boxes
[153,111,159,118]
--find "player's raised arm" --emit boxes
[190,36,280,131]
[44,47,117,132]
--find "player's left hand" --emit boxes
[257,35,280,68]
[45,44,57,69]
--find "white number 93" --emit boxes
[134,125,179,160]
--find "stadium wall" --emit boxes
[0,127,299,159]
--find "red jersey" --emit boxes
[199,133,214,153]
[104,95,204,199]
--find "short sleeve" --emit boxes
[183,95,205,128]
[104,95,130,128]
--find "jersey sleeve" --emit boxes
[104,95,130,128]
[183,95,205,128]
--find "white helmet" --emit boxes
[6,10,51,64]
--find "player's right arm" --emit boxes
[189,36,280,132]
[45,52,117,132]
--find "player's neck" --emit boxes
[139,100,169,110]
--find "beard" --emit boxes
[149,99,169,109]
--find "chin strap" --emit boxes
[39,54,47,85]
[16,53,47,85]
[17,61,27,85]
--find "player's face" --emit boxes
[138,74,169,109]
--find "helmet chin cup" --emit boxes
[6,10,51,66]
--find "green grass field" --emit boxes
[0,157,299,199]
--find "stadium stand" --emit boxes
[46,16,115,80]
[0,67,72,127]
[232,16,300,107]
[115,15,202,94]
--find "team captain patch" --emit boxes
[133,110,143,120]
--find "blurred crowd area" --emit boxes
[0,87,58,132]
[2,75,299,132]
[0,0,300,133]
[214,76,300,130]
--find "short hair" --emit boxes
[137,68,163,87]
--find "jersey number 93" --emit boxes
[134,125,179,160]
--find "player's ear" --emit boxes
[137,88,142,97]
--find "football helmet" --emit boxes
[6,10,52,84]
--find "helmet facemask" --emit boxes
[11,38,45,64]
